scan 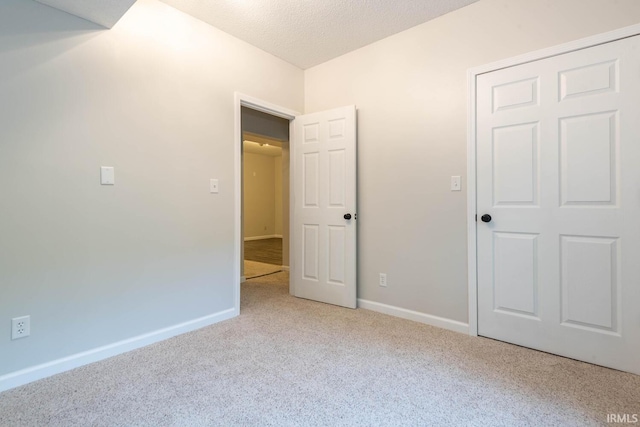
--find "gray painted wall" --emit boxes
[0,0,303,376]
[305,0,640,323]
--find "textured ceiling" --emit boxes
[160,0,479,69]
[34,0,136,28]
[31,0,479,68]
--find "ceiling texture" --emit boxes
[31,0,479,69]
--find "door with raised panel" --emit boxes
[476,35,640,374]
[292,106,357,308]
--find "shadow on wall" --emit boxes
[0,0,104,78]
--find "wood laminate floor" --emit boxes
[244,238,282,265]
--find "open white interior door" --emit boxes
[292,106,357,308]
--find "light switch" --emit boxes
[451,176,461,191]
[101,167,115,185]
[210,179,219,194]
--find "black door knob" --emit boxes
[344,213,352,220]
[481,214,492,223]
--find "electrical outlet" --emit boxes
[379,273,387,287]
[11,316,30,340]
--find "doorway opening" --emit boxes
[233,94,299,313]
[241,107,290,281]
[234,93,358,313]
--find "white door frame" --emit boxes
[234,93,300,315]
[466,23,640,336]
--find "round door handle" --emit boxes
[481,214,492,223]
[344,213,352,220]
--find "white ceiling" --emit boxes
[32,0,479,68]
[161,0,479,69]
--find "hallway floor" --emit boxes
[244,238,282,265]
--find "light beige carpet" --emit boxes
[1,271,639,426]
[243,259,281,279]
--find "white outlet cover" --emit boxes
[379,273,387,287]
[11,315,31,340]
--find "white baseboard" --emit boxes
[244,235,283,241]
[280,265,290,271]
[241,276,246,283]
[357,299,469,334]
[0,307,237,393]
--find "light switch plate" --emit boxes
[451,176,461,191]
[101,167,115,185]
[210,179,219,194]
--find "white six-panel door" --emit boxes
[292,106,357,308]
[476,35,640,374]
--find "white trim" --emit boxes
[234,93,299,314]
[280,265,290,271]
[234,93,243,316]
[467,67,478,337]
[237,94,299,121]
[0,308,236,393]
[358,299,469,335]
[288,119,296,296]
[241,276,247,283]
[466,23,640,338]
[243,234,282,241]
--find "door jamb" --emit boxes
[467,23,640,336]
[234,93,300,315]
